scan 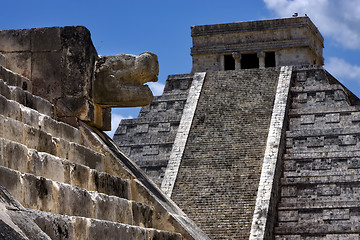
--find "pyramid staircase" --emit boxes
[275,66,360,239]
[0,64,208,239]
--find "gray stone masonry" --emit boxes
[161,72,206,196]
[114,74,193,186]
[275,66,360,239]
[171,68,280,239]
[191,17,324,72]
[250,66,292,240]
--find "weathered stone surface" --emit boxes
[191,17,323,72]
[0,53,4,66]
[170,69,279,239]
[275,66,360,239]
[94,52,158,107]
[114,74,193,186]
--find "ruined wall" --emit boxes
[171,69,279,239]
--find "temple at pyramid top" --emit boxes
[191,16,324,72]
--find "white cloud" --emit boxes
[147,82,165,96]
[105,113,133,138]
[264,0,360,49]
[325,57,360,82]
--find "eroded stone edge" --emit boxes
[249,66,293,240]
[161,72,206,197]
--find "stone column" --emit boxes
[257,51,265,69]
[232,52,241,70]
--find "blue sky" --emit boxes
[1,0,360,137]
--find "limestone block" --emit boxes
[28,151,68,184]
[20,106,40,127]
[312,159,331,170]
[9,86,26,104]
[300,115,315,125]
[136,124,149,133]
[1,117,24,143]
[2,52,31,78]
[323,209,350,220]
[278,211,299,222]
[92,193,132,224]
[0,96,20,120]
[22,174,55,212]
[0,29,31,52]
[53,137,70,159]
[317,184,340,196]
[115,125,127,135]
[94,52,158,107]
[103,152,135,180]
[0,79,11,99]
[351,112,360,122]
[2,139,28,173]
[31,52,62,102]
[70,217,86,240]
[0,166,23,202]
[69,163,90,190]
[25,93,53,117]
[30,210,74,240]
[55,183,93,218]
[89,170,130,199]
[347,158,360,169]
[296,72,306,82]
[85,218,147,240]
[131,201,153,228]
[31,27,61,52]
[281,186,297,197]
[40,116,80,144]
[143,145,159,156]
[339,135,357,146]
[325,113,340,123]
[24,125,57,155]
[334,90,346,101]
[68,142,105,172]
[297,93,307,103]
[307,136,324,147]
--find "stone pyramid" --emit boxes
[115,17,360,239]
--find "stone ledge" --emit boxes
[281,175,360,185]
[286,127,360,138]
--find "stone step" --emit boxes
[278,199,360,210]
[281,175,360,185]
[0,166,154,228]
[275,221,360,235]
[0,137,131,199]
[29,209,182,240]
[290,84,344,93]
[291,101,350,111]
[0,93,78,144]
[0,65,32,93]
[285,145,360,154]
[0,115,107,172]
[286,128,360,138]
[289,105,360,116]
[0,79,53,117]
[284,151,360,160]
